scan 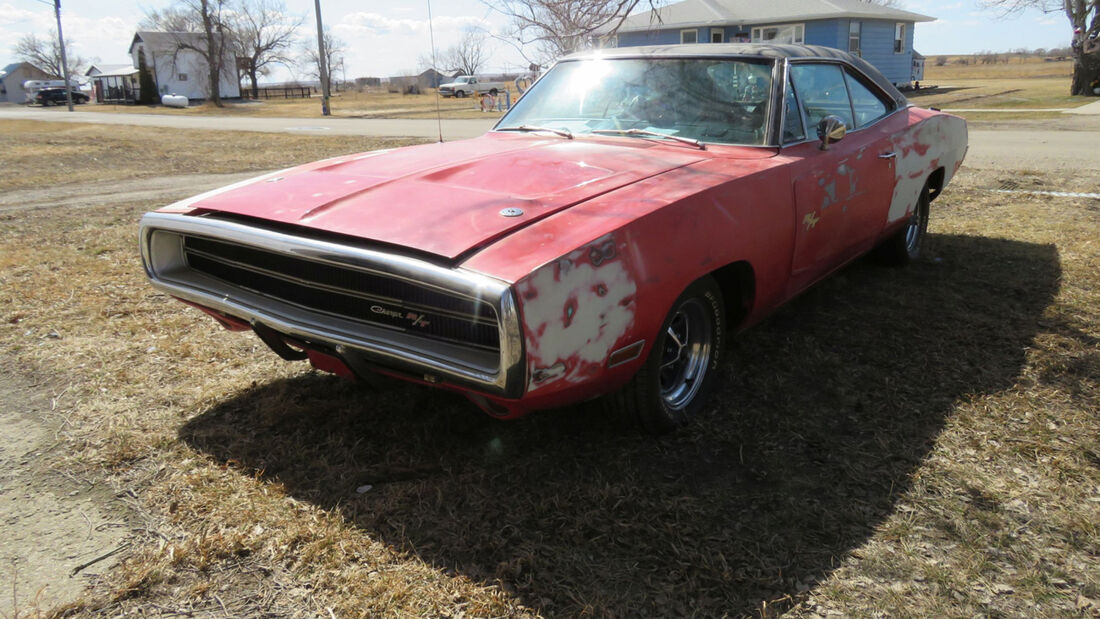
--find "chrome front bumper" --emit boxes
[139,212,525,398]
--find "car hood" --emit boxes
[178,134,729,261]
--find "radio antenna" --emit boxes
[427,0,443,143]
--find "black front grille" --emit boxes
[182,236,500,351]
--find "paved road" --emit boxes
[3,106,1098,173]
[963,127,1100,173]
[0,107,497,140]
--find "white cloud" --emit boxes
[60,15,139,64]
[327,12,506,77]
[335,12,486,37]
[0,3,36,26]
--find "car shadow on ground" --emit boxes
[180,233,1060,617]
[906,85,973,99]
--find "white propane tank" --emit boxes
[161,94,189,108]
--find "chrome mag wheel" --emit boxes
[658,297,714,410]
[905,207,923,254]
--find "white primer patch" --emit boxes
[518,239,637,391]
[888,115,967,223]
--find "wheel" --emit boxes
[607,276,725,433]
[875,182,930,266]
[455,90,466,98]
[489,88,498,96]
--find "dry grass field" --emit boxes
[82,89,513,120]
[912,56,1083,118]
[0,119,1097,617]
[0,119,426,193]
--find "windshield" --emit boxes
[497,57,774,146]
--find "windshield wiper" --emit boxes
[591,128,705,150]
[496,125,573,139]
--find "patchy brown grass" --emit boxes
[0,123,1096,617]
[0,120,425,193]
[907,77,1084,113]
[924,55,1074,81]
[911,57,1086,115]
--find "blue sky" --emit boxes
[1,0,1073,79]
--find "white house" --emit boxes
[0,62,52,103]
[129,31,240,101]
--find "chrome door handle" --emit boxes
[879,152,897,159]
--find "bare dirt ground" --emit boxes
[0,169,253,616]
[0,373,132,617]
[0,172,263,215]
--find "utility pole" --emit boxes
[54,0,74,111]
[312,0,330,116]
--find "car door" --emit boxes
[783,62,900,295]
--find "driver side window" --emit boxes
[790,63,854,130]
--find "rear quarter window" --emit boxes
[844,71,893,127]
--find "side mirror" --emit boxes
[817,115,847,150]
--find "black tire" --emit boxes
[489,88,498,96]
[875,183,930,266]
[455,90,466,98]
[607,276,725,434]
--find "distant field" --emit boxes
[49,54,1089,121]
[85,88,514,120]
[907,55,1083,117]
[924,54,1074,81]
[0,119,423,192]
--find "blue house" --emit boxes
[613,0,933,87]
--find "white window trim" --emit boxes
[680,29,698,44]
[750,23,805,45]
[894,23,906,54]
[711,30,724,43]
[849,21,861,56]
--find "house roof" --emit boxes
[0,62,49,80]
[617,0,934,33]
[91,65,139,78]
[129,31,223,55]
[86,63,136,77]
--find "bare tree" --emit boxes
[12,31,87,78]
[440,27,490,76]
[230,0,303,97]
[143,0,235,106]
[980,0,1099,95]
[483,0,660,65]
[301,27,346,94]
[142,6,203,31]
